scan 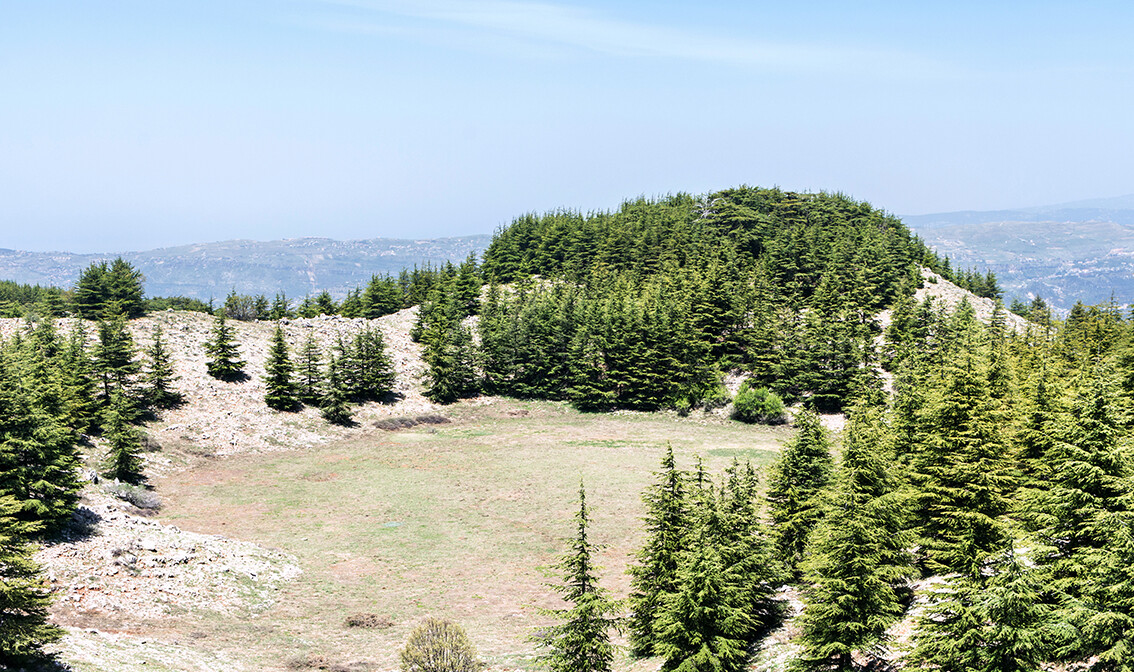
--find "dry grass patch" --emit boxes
[146,398,790,670]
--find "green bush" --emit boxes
[730,383,787,424]
[400,618,481,672]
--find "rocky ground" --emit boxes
[0,307,441,671]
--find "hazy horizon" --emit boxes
[4,1,1133,253]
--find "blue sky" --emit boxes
[3,1,1133,252]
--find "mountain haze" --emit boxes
[0,235,491,300]
[903,194,1134,310]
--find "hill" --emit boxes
[903,194,1134,310]
[0,235,491,300]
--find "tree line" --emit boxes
[536,291,1134,672]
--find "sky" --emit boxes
[2,1,1133,253]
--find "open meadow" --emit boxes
[59,398,792,672]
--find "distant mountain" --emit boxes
[0,236,491,300]
[903,195,1134,311]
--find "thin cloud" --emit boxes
[310,0,959,78]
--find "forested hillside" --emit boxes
[419,187,956,412]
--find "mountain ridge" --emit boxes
[0,234,491,301]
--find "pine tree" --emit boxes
[424,323,480,404]
[536,482,620,672]
[204,313,246,381]
[767,408,833,573]
[0,347,81,532]
[142,326,182,409]
[793,405,914,670]
[1024,367,1131,662]
[910,341,1014,574]
[269,292,292,320]
[907,545,1060,672]
[654,493,754,672]
[352,327,396,401]
[321,353,353,425]
[264,324,300,411]
[93,309,141,402]
[57,320,100,434]
[102,389,143,483]
[628,443,689,656]
[296,333,324,405]
[0,495,62,665]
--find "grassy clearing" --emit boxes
[148,398,791,671]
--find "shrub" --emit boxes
[730,383,787,425]
[400,618,480,672]
[700,387,733,411]
[104,482,162,510]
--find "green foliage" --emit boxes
[767,409,833,573]
[143,295,214,314]
[320,352,353,425]
[340,328,396,402]
[654,496,756,672]
[296,333,324,405]
[74,257,145,319]
[264,324,300,411]
[0,280,67,317]
[102,389,143,483]
[0,495,62,666]
[793,406,914,670]
[627,444,689,657]
[400,618,481,672]
[535,483,620,672]
[142,326,182,409]
[93,310,141,402]
[729,382,785,424]
[204,313,247,381]
[907,546,1063,672]
[907,315,1015,574]
[222,289,270,321]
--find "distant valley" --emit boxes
[903,194,1134,311]
[0,235,491,301]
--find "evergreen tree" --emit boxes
[628,443,689,656]
[654,493,755,672]
[0,347,81,531]
[424,323,480,404]
[204,313,246,381]
[269,292,292,320]
[363,274,403,318]
[296,333,325,405]
[536,482,620,672]
[339,289,364,318]
[767,408,833,573]
[793,405,914,670]
[57,320,100,434]
[142,326,182,409]
[907,545,1060,672]
[102,389,143,483]
[93,310,141,402]
[352,327,396,401]
[321,353,353,425]
[0,495,62,665]
[74,258,145,319]
[1024,367,1132,662]
[264,324,300,411]
[910,339,1014,574]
